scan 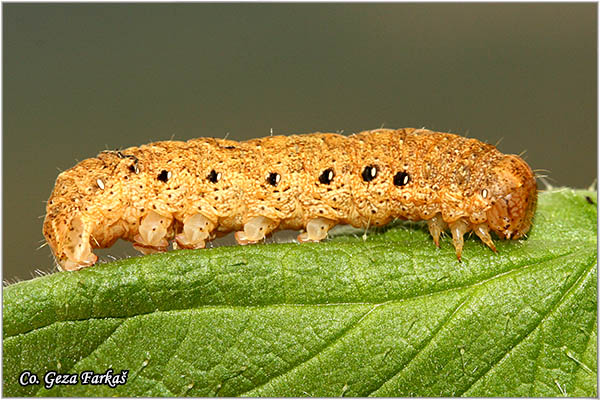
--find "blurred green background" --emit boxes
[3,3,596,281]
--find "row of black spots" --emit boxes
[314,166,412,187]
[159,168,223,184]
[360,166,411,187]
[318,165,412,187]
[150,167,228,186]
[182,166,412,188]
[199,169,282,186]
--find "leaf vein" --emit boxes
[457,258,596,397]
[364,292,474,396]
[32,319,125,396]
[237,302,386,396]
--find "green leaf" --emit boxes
[3,189,597,397]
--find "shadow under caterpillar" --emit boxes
[43,128,537,270]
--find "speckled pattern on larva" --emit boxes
[43,128,537,270]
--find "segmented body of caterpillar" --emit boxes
[43,128,537,270]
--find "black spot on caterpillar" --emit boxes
[43,128,537,270]
[157,170,170,183]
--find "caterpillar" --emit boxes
[43,128,537,271]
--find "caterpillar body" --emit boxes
[43,128,537,271]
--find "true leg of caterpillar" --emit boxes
[473,223,497,252]
[427,213,447,248]
[174,213,216,249]
[61,216,98,271]
[449,219,470,261]
[234,216,279,245]
[297,217,337,243]
[133,210,171,254]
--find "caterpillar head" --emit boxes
[43,153,126,270]
[43,170,98,270]
[486,154,538,239]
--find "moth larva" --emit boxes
[43,128,537,270]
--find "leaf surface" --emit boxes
[3,189,597,397]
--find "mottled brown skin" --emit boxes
[43,128,537,270]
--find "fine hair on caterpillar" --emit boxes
[43,128,538,271]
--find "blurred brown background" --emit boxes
[3,3,596,281]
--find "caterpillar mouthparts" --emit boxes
[43,128,537,271]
